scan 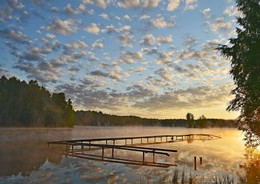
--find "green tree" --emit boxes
[0,76,75,127]
[217,0,260,146]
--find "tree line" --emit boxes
[75,110,235,128]
[0,76,75,127]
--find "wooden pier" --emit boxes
[48,134,220,167]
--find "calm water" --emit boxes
[0,126,249,183]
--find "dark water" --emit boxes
[0,126,258,183]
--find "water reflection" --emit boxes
[0,141,63,176]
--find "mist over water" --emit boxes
[0,127,246,183]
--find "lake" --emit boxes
[0,126,257,183]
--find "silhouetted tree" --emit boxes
[217,0,260,146]
[186,112,194,127]
[198,115,206,120]
[186,113,194,121]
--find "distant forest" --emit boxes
[0,75,235,128]
[75,110,236,128]
[0,76,74,127]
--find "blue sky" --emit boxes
[0,0,241,119]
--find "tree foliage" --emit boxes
[0,76,75,127]
[217,0,260,146]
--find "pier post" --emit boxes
[102,147,104,160]
[143,152,145,164]
[81,142,83,154]
[112,147,114,158]
[200,157,202,165]
[194,156,197,170]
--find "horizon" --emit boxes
[0,0,241,119]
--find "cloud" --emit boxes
[118,0,161,9]
[96,0,108,9]
[82,0,94,4]
[184,35,197,48]
[78,4,86,13]
[46,33,56,39]
[157,51,174,65]
[0,7,14,21]
[99,13,109,20]
[184,0,198,10]
[0,0,26,21]
[117,0,140,9]
[85,23,100,34]
[0,29,30,44]
[126,84,155,99]
[133,84,233,110]
[8,0,25,10]
[142,0,161,8]
[201,8,210,18]
[224,5,241,17]
[142,47,158,55]
[88,53,100,61]
[118,27,134,48]
[140,15,150,20]
[64,41,88,50]
[89,67,123,81]
[19,46,51,61]
[56,81,127,111]
[178,49,207,60]
[140,34,156,46]
[110,70,122,80]
[14,61,60,84]
[167,0,180,11]
[123,15,131,21]
[209,17,233,32]
[90,70,109,78]
[65,3,76,15]
[155,68,174,80]
[48,18,79,35]
[150,16,175,28]
[91,39,104,50]
[157,35,173,44]
[0,67,9,77]
[102,25,118,34]
[118,51,143,64]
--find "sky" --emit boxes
[0,0,242,119]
